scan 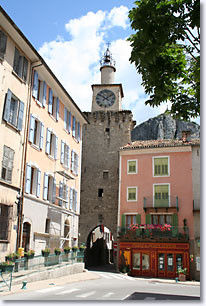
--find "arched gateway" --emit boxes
[79,47,135,268]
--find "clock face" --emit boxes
[96,89,116,108]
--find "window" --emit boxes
[29,114,44,149]
[0,30,7,59]
[1,146,14,182]
[59,182,68,207]
[69,187,77,211]
[98,188,104,197]
[126,215,136,228]
[154,184,169,207]
[153,157,169,176]
[64,107,72,133]
[25,163,41,197]
[60,141,70,168]
[71,150,79,175]
[151,214,172,225]
[0,204,12,241]
[3,89,24,131]
[46,128,58,159]
[13,47,28,81]
[72,115,81,142]
[32,70,47,107]
[103,171,109,180]
[45,218,50,234]
[48,88,59,120]
[128,160,137,174]
[43,173,56,203]
[127,187,137,201]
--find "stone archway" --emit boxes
[85,224,114,268]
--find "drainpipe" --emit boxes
[16,61,43,251]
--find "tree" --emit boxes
[128,0,200,120]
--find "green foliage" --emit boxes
[177,267,187,274]
[128,0,200,120]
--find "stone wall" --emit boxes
[79,111,135,244]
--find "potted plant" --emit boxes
[54,248,61,255]
[24,249,35,259]
[64,246,71,254]
[72,246,78,253]
[41,247,51,257]
[0,261,14,273]
[79,245,86,252]
[177,267,187,281]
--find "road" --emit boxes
[2,270,200,301]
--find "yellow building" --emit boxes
[0,6,87,259]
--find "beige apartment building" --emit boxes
[0,6,87,259]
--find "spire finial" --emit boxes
[100,43,116,68]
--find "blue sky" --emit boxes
[0,1,200,125]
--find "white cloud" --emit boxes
[38,6,164,125]
[107,6,129,29]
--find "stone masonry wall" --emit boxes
[79,111,134,244]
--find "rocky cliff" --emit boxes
[131,113,200,141]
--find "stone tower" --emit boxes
[79,47,135,255]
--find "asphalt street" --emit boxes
[1,270,200,301]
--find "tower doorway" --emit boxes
[85,225,114,268]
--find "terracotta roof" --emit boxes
[120,138,200,150]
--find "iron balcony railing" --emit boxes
[143,196,179,209]
[117,225,189,240]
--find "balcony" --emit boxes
[143,196,178,211]
[117,225,189,241]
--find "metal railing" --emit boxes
[117,225,189,240]
[3,251,84,273]
[143,196,178,209]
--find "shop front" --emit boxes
[119,242,190,279]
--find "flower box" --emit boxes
[178,274,186,281]
[0,264,14,273]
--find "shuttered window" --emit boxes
[0,30,7,58]
[46,129,58,159]
[128,160,137,174]
[25,163,41,197]
[3,89,24,131]
[48,88,59,120]
[13,47,28,81]
[29,114,44,149]
[153,157,169,176]
[1,146,14,182]
[126,215,137,228]
[127,187,137,201]
[154,184,169,207]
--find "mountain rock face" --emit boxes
[131,113,200,141]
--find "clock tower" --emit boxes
[79,46,135,268]
[91,47,123,112]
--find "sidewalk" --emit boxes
[0,270,100,296]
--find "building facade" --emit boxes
[118,137,200,280]
[0,6,87,259]
[79,48,135,266]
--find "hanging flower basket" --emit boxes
[24,250,35,259]
[41,248,51,257]
[0,262,14,273]
[72,246,79,252]
[64,247,71,254]
[54,248,61,255]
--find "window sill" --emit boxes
[12,70,26,84]
[153,175,170,178]
[4,120,20,133]
[30,143,41,152]
[0,240,9,243]
[46,154,56,161]
[72,136,80,144]
[64,128,71,135]
[33,97,43,108]
[49,113,57,122]
[127,172,138,175]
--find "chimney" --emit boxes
[182,130,191,142]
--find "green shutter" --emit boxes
[121,214,126,228]
[172,214,178,237]
[145,214,151,224]
[154,157,168,176]
[136,214,141,224]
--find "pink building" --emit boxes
[118,137,200,280]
